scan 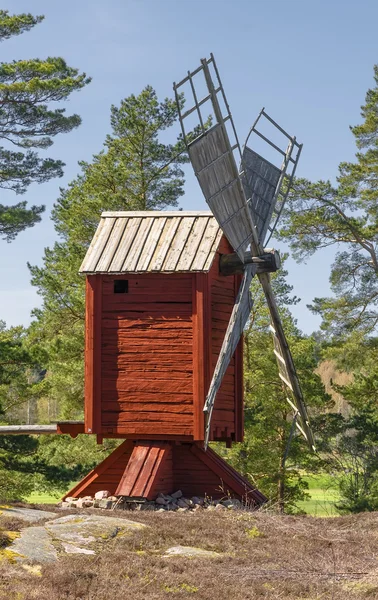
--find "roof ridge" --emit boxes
[101,211,214,217]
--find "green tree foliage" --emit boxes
[278,65,378,337]
[0,10,91,241]
[223,262,331,513]
[28,87,188,418]
[0,321,39,417]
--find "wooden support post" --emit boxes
[85,276,102,434]
[192,274,211,441]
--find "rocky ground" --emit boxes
[61,489,242,512]
[0,503,377,599]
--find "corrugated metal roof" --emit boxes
[79,211,223,274]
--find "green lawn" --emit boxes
[297,473,340,516]
[27,474,340,516]
[27,490,62,504]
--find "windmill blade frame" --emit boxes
[258,271,316,451]
[174,54,315,453]
[173,54,259,260]
[203,264,256,449]
[241,109,303,246]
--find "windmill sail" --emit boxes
[203,265,255,448]
[241,109,302,246]
[174,54,315,452]
[258,272,316,450]
[173,54,258,260]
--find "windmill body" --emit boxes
[81,211,243,444]
[63,211,265,504]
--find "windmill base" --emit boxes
[63,440,266,506]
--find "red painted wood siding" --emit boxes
[207,237,244,442]
[100,274,193,437]
[63,440,134,499]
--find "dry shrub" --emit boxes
[317,360,353,415]
[0,509,378,599]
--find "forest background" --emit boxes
[1,6,378,515]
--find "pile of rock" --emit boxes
[59,489,243,512]
[60,490,116,510]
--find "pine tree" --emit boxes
[223,262,331,513]
[0,10,90,241]
[28,87,188,418]
[278,64,378,338]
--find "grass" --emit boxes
[298,473,340,517]
[27,491,61,504]
[26,481,80,505]
[1,506,378,599]
[27,473,341,517]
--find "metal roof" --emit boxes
[79,211,223,274]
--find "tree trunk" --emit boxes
[277,451,285,513]
[277,424,286,513]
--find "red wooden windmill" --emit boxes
[65,55,314,505]
[65,211,264,503]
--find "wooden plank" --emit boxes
[104,275,193,288]
[132,446,161,496]
[102,329,193,339]
[120,217,153,272]
[192,273,206,441]
[191,218,222,271]
[102,392,193,404]
[101,402,193,413]
[116,444,150,496]
[84,276,102,434]
[80,218,116,272]
[149,217,181,271]
[102,317,192,329]
[176,217,210,271]
[234,274,244,443]
[84,277,94,434]
[103,292,191,305]
[108,217,142,272]
[62,440,133,500]
[202,229,223,271]
[94,277,102,433]
[95,218,128,272]
[162,217,195,271]
[100,370,192,380]
[103,412,193,424]
[113,423,193,435]
[136,218,167,272]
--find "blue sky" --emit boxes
[2,0,378,333]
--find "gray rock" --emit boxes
[191,496,204,506]
[45,514,145,546]
[164,545,221,558]
[11,526,58,563]
[171,490,183,499]
[7,512,146,565]
[155,497,167,505]
[61,543,96,555]
[177,498,189,509]
[94,490,110,500]
[214,503,226,511]
[98,499,113,509]
[0,506,58,523]
[221,499,242,510]
[76,498,94,509]
[140,502,155,511]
